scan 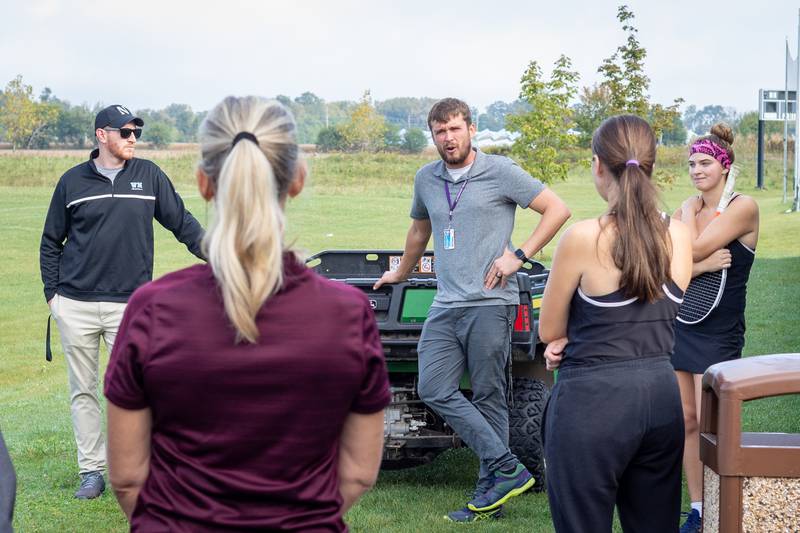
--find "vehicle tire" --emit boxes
[509,377,548,492]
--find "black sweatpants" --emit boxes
[543,357,684,533]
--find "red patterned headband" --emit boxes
[689,139,731,169]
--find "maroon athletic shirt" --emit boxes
[104,254,390,532]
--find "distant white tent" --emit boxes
[472,129,520,148]
[401,128,520,148]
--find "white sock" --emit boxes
[691,501,703,517]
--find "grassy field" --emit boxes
[1,148,798,532]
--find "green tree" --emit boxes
[683,104,737,134]
[39,90,95,148]
[573,84,612,147]
[507,55,579,183]
[0,75,59,149]
[384,122,402,150]
[145,121,176,149]
[325,100,355,127]
[34,104,89,149]
[661,113,687,146]
[598,5,649,117]
[376,97,438,129]
[735,110,782,138]
[597,5,683,140]
[291,92,326,144]
[650,100,685,143]
[339,90,386,152]
[60,105,95,147]
[163,103,198,142]
[402,127,428,154]
[478,101,510,131]
[476,100,532,131]
[736,111,759,137]
[316,126,345,152]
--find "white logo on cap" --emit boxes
[115,105,131,115]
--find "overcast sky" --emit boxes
[1,0,796,114]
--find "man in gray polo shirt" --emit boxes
[375,98,570,522]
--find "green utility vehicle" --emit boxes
[308,250,552,488]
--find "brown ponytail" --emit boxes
[592,115,671,302]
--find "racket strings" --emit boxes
[677,271,724,324]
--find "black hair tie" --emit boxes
[232,131,259,148]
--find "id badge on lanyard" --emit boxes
[443,227,455,250]
[443,177,468,251]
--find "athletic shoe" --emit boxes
[464,481,494,499]
[444,505,504,523]
[466,463,535,512]
[74,471,105,499]
[679,509,702,533]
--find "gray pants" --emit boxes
[417,305,518,490]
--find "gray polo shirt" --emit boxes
[410,148,545,308]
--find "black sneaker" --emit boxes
[74,471,105,499]
[679,509,702,533]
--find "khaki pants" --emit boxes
[50,294,126,474]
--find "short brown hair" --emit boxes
[427,98,472,131]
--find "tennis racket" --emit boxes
[676,165,739,325]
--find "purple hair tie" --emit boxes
[626,159,639,167]
[689,139,731,169]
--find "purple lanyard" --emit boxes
[444,179,468,225]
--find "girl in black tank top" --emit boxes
[672,123,760,532]
[562,278,684,371]
[538,115,693,533]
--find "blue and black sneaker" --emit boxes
[466,463,535,512]
[679,509,702,533]
[445,505,504,523]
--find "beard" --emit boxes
[108,141,135,161]
[437,141,472,166]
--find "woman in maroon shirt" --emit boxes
[104,96,390,532]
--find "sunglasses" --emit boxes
[104,127,142,139]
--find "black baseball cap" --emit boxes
[94,105,144,130]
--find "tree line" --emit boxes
[0,80,432,153]
[0,4,778,169]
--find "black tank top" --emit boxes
[562,281,685,370]
[675,238,755,336]
[676,194,756,337]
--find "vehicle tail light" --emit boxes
[514,304,531,332]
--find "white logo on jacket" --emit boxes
[130,182,143,191]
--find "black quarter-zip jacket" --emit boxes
[40,150,205,303]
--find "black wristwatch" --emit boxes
[514,248,529,264]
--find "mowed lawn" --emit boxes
[1,150,798,532]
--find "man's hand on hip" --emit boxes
[484,249,523,289]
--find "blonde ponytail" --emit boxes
[198,96,299,343]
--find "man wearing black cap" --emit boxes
[39,104,205,499]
